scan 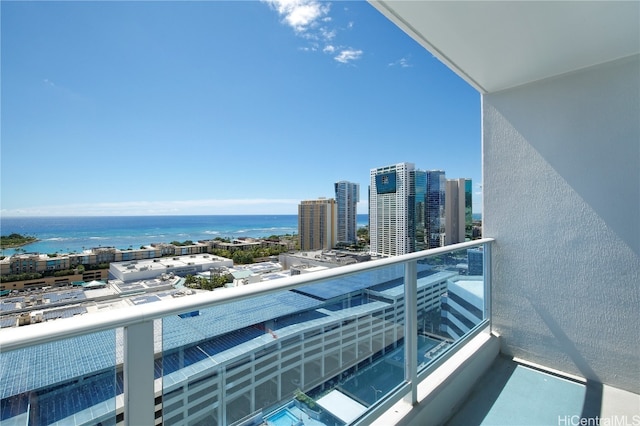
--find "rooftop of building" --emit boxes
[109,253,230,274]
[449,277,484,300]
[230,261,282,275]
[0,276,187,328]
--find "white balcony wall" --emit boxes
[483,54,640,393]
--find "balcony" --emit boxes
[3,236,637,425]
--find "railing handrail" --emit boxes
[0,238,494,353]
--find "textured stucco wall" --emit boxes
[483,55,639,393]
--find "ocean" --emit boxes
[0,215,370,256]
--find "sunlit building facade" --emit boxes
[298,199,337,251]
[369,162,415,256]
[445,178,472,245]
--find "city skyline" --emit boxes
[1,1,481,217]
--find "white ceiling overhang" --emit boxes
[369,1,640,93]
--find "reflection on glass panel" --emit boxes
[416,246,486,372]
[0,330,118,426]
[162,262,407,425]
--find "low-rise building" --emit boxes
[279,250,372,271]
[109,253,232,282]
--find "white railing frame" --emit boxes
[0,238,494,425]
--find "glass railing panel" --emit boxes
[161,262,408,426]
[302,262,408,421]
[413,244,487,373]
[0,329,118,426]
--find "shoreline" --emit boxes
[0,235,39,250]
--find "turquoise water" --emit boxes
[0,215,369,255]
[266,408,301,426]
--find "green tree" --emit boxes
[357,226,369,243]
[0,233,37,249]
[184,274,198,288]
[232,251,254,264]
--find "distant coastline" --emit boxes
[0,233,39,249]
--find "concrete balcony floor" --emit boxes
[443,355,640,426]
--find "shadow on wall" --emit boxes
[527,301,603,418]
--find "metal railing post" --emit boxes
[124,320,155,426]
[404,259,418,405]
[483,241,492,328]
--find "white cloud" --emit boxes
[323,45,336,53]
[320,27,336,41]
[388,57,412,68]
[264,0,363,62]
[334,49,363,64]
[264,0,329,33]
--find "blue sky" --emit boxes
[1,0,481,217]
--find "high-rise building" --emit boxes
[464,178,473,240]
[413,170,427,252]
[334,181,360,246]
[426,170,446,249]
[298,198,337,251]
[445,178,472,245]
[369,162,415,256]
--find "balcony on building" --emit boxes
[1,2,638,426]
